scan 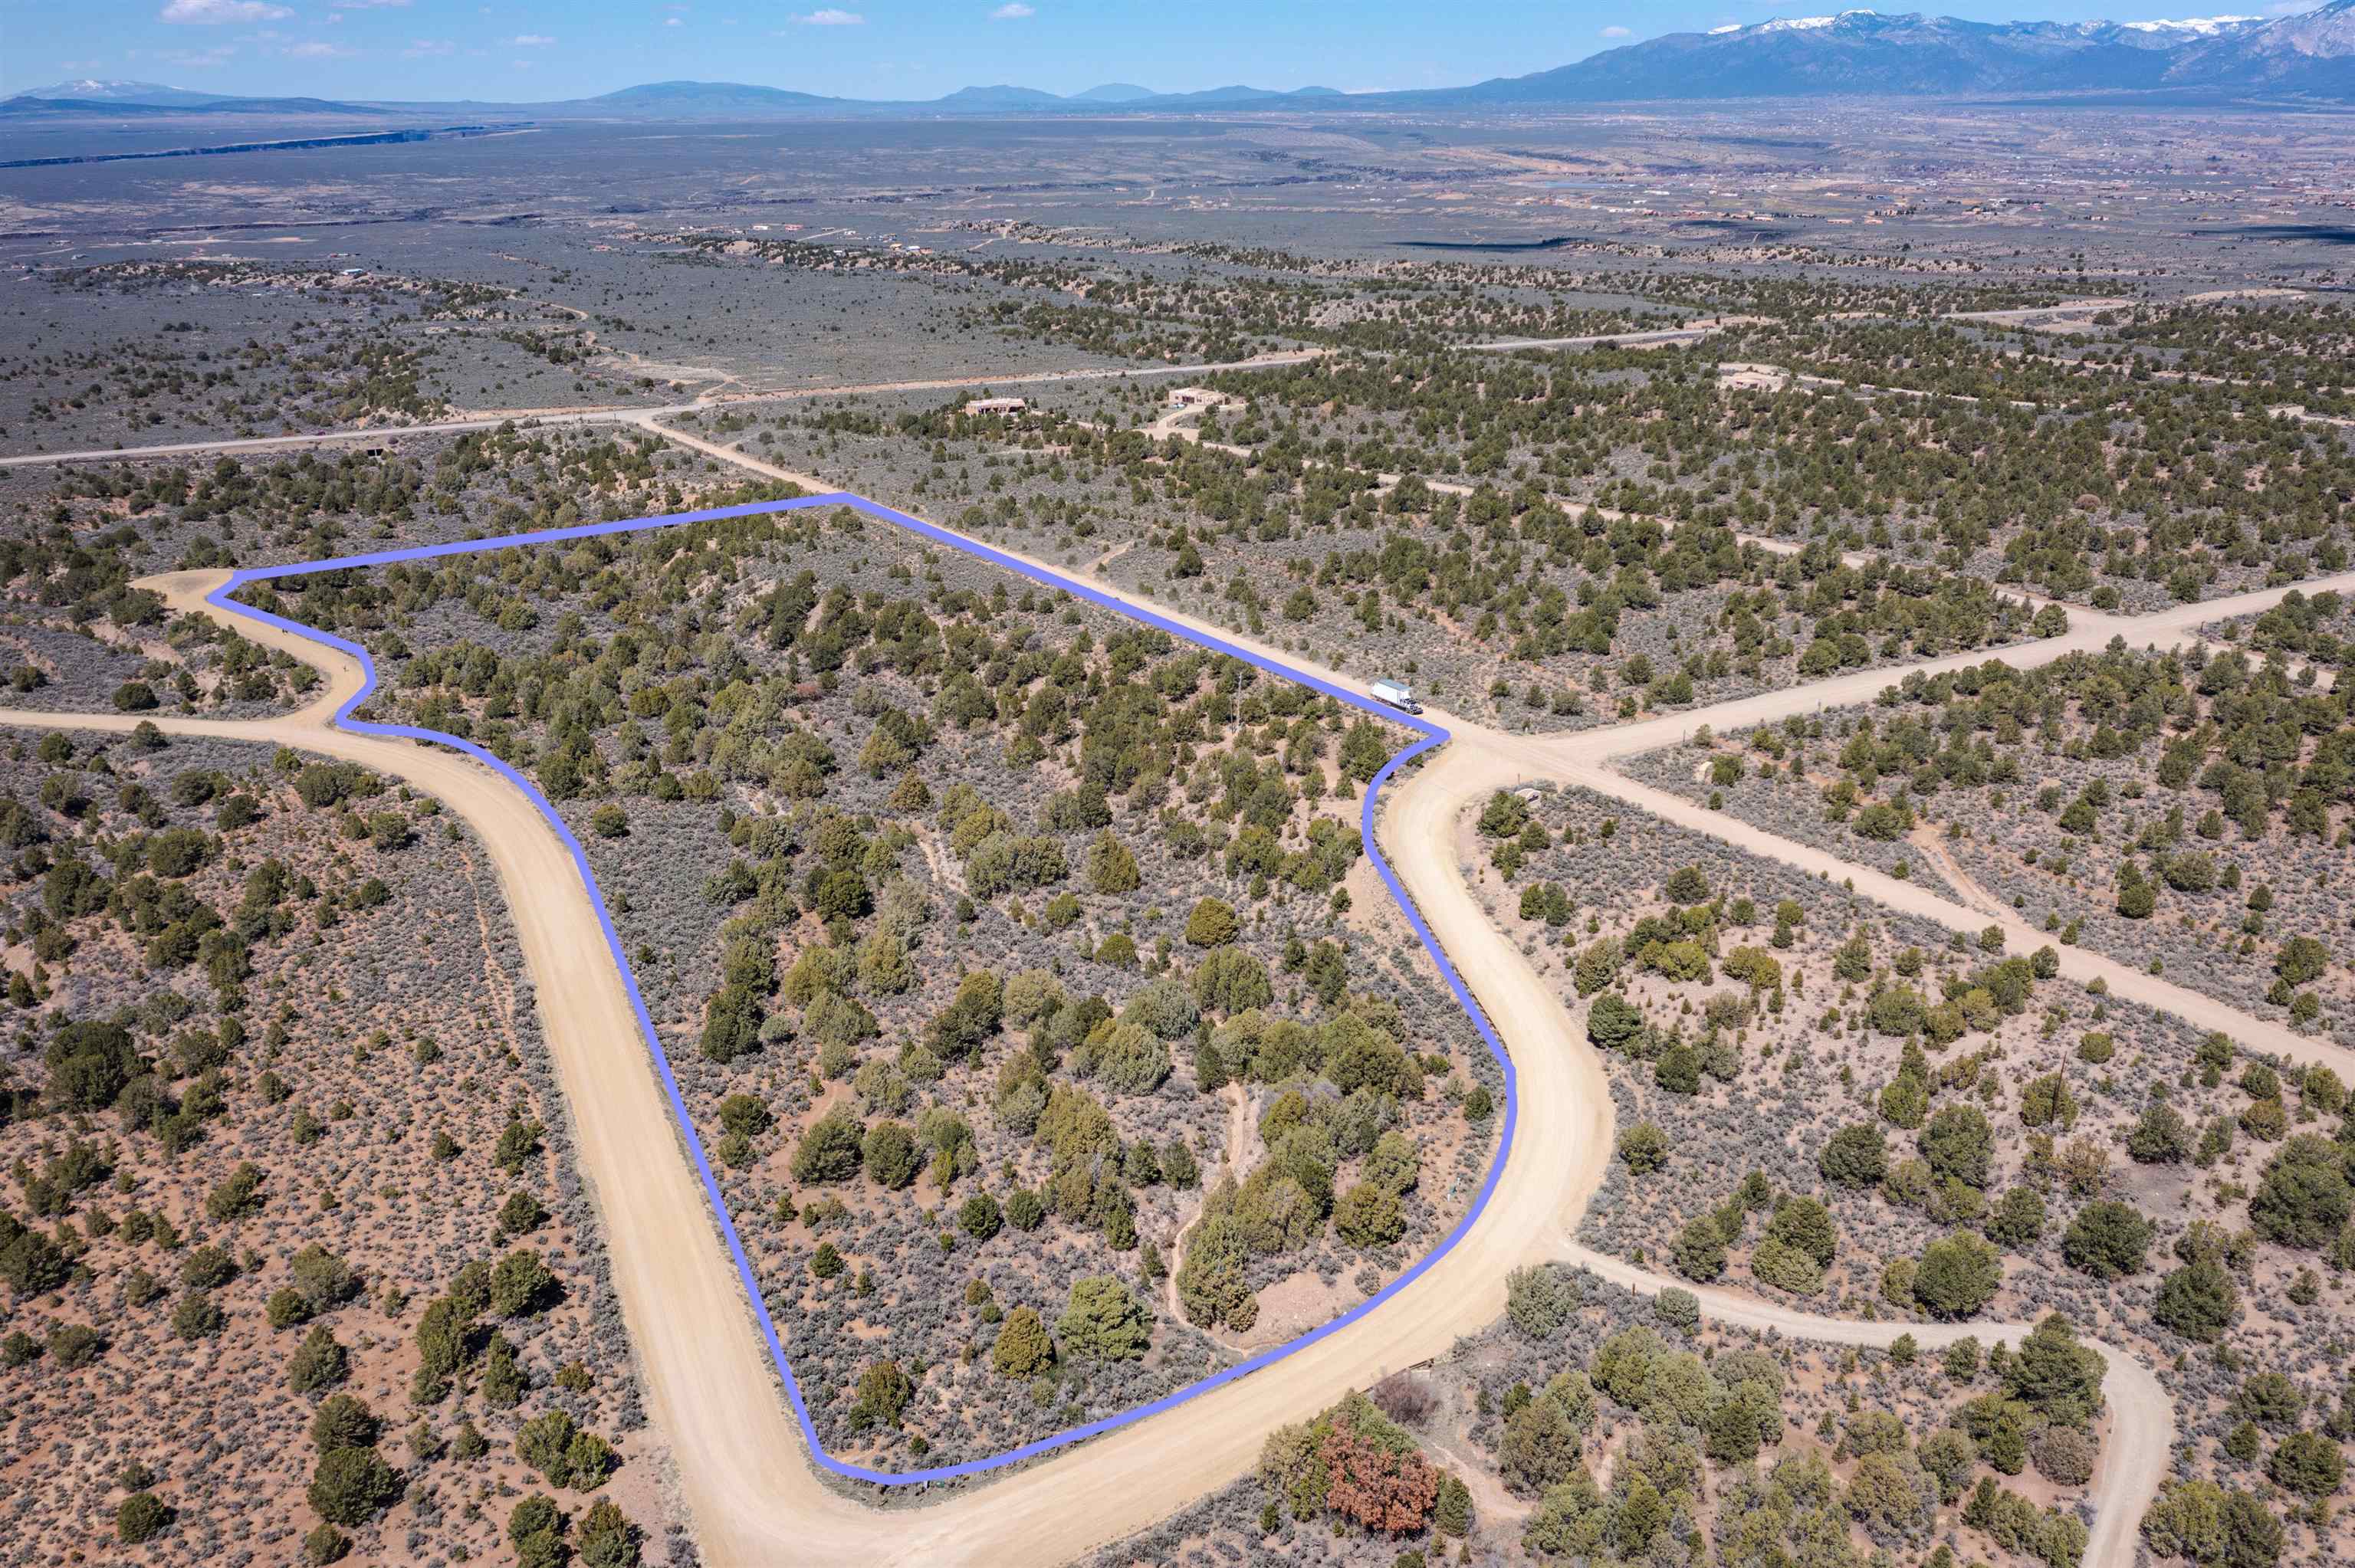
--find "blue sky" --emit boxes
[0,1,2315,103]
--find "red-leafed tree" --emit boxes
[1319,1421,1441,1536]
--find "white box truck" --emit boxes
[1369,679,1421,715]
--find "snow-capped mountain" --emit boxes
[1432,5,2351,102]
[1703,11,2263,37]
[2116,16,2261,36]
[2165,0,2355,87]
[8,79,235,107]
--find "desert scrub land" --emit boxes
[1,261,480,449]
[2100,299,2355,422]
[1622,645,2353,1048]
[1102,1266,2122,1568]
[1754,296,2355,424]
[233,503,1499,1473]
[0,257,708,452]
[673,378,2056,732]
[2204,586,2353,677]
[0,556,320,724]
[0,728,674,1566]
[1592,325,2355,612]
[1204,337,2353,615]
[653,227,1681,364]
[0,427,794,717]
[1472,785,2349,1564]
[0,424,790,579]
[1092,473,2051,736]
[1210,338,2354,611]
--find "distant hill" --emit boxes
[934,84,1067,107]
[5,8,2348,120]
[582,80,846,113]
[1145,84,1334,105]
[555,78,1338,115]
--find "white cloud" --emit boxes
[402,36,454,54]
[329,0,411,8]
[159,0,292,22]
[990,2,1034,15]
[792,7,863,21]
[283,38,356,55]
[148,43,239,66]
[511,31,555,43]
[665,13,682,21]
[1599,24,1631,37]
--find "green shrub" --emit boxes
[306,1448,402,1526]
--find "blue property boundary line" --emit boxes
[211,490,1520,1487]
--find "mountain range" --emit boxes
[0,76,1345,120]
[5,5,2351,120]
[1437,6,2355,102]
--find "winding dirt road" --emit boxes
[7,504,2350,1565]
[524,428,2355,1561]
[0,584,1610,1565]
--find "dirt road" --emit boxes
[1466,317,1770,353]
[6,520,2347,1567]
[0,613,1600,1564]
[0,349,1327,471]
